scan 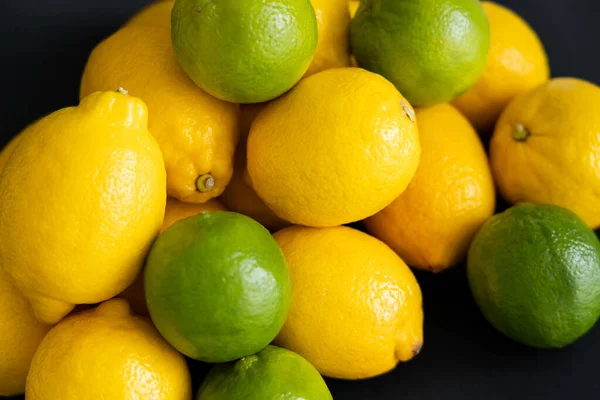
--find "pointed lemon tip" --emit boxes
[29,295,75,325]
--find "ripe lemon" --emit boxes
[273,226,423,379]
[220,104,290,231]
[490,77,600,229]
[25,299,191,399]
[0,90,166,324]
[120,198,227,316]
[126,0,174,28]
[350,0,490,106]
[304,0,352,77]
[453,2,550,133]
[247,68,420,227]
[81,24,239,204]
[0,134,22,172]
[348,0,359,18]
[0,272,51,396]
[171,0,318,103]
[365,104,495,272]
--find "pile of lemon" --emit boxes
[2,0,600,398]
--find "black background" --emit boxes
[1,1,600,399]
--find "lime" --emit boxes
[171,0,318,103]
[144,211,292,362]
[467,203,600,348]
[349,0,490,106]
[196,345,332,400]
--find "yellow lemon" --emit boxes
[81,23,239,203]
[0,272,51,396]
[0,134,22,172]
[247,68,420,227]
[491,77,600,229]
[304,0,352,77]
[452,2,549,133]
[365,104,495,272]
[220,104,290,231]
[0,90,166,324]
[273,226,423,379]
[119,198,227,316]
[348,0,359,18]
[26,299,191,399]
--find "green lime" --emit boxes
[171,0,318,104]
[196,345,332,400]
[144,211,292,362]
[349,0,490,107]
[467,203,600,348]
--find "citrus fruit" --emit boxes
[273,225,423,379]
[247,68,420,227]
[145,211,291,362]
[81,23,239,204]
[452,1,550,133]
[126,0,174,28]
[0,272,51,396]
[0,133,22,173]
[490,77,600,229]
[196,345,332,400]
[304,0,351,77]
[171,0,318,103]
[467,203,600,348]
[365,104,495,272]
[120,198,227,316]
[220,104,290,231]
[0,90,166,324]
[26,299,191,399]
[349,0,490,106]
[348,0,359,18]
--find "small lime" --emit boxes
[468,203,600,348]
[171,0,318,103]
[350,0,490,106]
[145,211,291,362]
[196,345,332,400]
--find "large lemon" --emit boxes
[0,90,166,324]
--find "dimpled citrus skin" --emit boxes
[350,0,490,107]
[197,346,332,400]
[247,68,420,227]
[273,226,423,379]
[171,0,318,104]
[365,104,495,272]
[490,77,600,229]
[81,24,239,203]
[452,2,550,133]
[304,0,351,77]
[145,212,292,363]
[0,272,51,396]
[26,299,192,400]
[0,91,166,324]
[221,104,290,231]
[119,198,227,316]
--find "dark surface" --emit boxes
[1,0,600,399]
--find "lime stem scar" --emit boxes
[513,123,530,142]
[196,174,215,193]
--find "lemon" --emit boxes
[274,225,423,379]
[0,90,166,324]
[171,0,318,103]
[247,68,420,227]
[26,299,191,399]
[81,22,239,204]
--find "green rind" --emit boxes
[349,0,490,106]
[145,211,292,362]
[171,0,318,103]
[467,203,600,348]
[196,346,333,400]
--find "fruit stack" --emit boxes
[1,0,600,398]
